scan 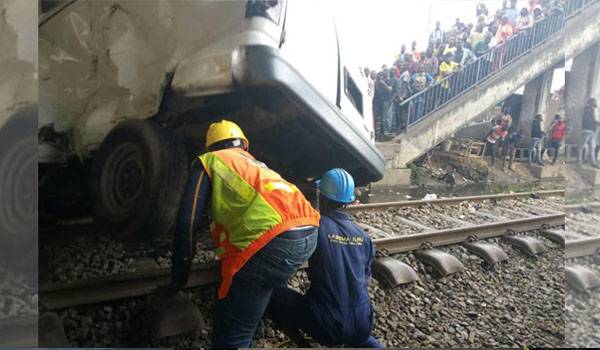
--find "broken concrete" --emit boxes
[575,165,600,186]
[527,163,565,180]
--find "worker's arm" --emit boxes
[170,159,212,290]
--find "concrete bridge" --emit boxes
[377,0,600,186]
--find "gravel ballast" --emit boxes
[565,209,600,348]
[565,255,600,348]
[54,234,565,348]
[0,267,37,319]
[42,196,567,347]
[42,196,563,285]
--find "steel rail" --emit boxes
[40,262,220,311]
[346,190,564,212]
[565,237,600,259]
[373,213,564,254]
[40,212,564,310]
[565,202,600,213]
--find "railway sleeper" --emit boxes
[540,229,566,245]
[39,312,68,347]
[414,249,464,277]
[565,265,600,292]
[371,257,419,288]
[502,235,547,257]
[462,242,509,266]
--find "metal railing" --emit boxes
[387,0,597,134]
[565,0,596,16]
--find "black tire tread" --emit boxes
[90,120,188,242]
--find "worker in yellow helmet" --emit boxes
[168,120,320,348]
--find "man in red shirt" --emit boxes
[485,123,508,166]
[547,114,566,164]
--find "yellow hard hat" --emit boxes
[205,120,249,148]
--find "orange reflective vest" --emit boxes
[199,148,320,299]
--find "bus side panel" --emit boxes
[0,0,36,128]
[278,0,338,106]
[39,0,246,158]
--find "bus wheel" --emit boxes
[90,120,188,242]
[0,106,37,246]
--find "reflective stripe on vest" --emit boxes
[199,148,320,299]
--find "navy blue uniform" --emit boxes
[269,210,382,348]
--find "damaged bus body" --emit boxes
[39,0,384,241]
[0,0,37,246]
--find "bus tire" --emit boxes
[0,106,37,247]
[90,120,188,242]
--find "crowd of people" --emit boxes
[482,98,600,170]
[483,110,566,170]
[363,0,566,141]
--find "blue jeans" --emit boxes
[579,130,598,166]
[212,230,317,348]
[528,137,543,164]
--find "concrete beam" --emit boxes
[565,1,600,60]
[566,42,600,143]
[519,69,554,139]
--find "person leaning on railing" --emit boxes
[438,53,458,90]
[515,7,532,31]
[410,64,434,121]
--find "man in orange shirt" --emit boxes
[168,120,320,348]
[495,16,514,44]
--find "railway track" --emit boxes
[39,190,565,311]
[564,204,600,288]
[564,202,600,347]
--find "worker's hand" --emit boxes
[352,199,360,205]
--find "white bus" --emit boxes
[0,0,37,246]
[38,0,384,241]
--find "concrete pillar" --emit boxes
[566,42,600,143]
[374,142,412,188]
[519,69,554,140]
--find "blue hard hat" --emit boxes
[316,168,356,204]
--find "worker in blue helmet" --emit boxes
[267,168,383,348]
